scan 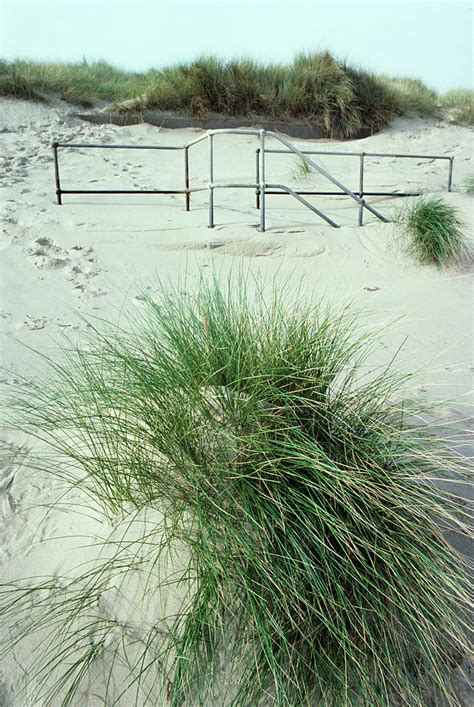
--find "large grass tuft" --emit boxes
[1,277,470,705]
[397,196,468,267]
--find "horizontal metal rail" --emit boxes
[55,142,183,150]
[59,188,205,195]
[264,190,421,197]
[265,148,453,160]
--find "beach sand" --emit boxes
[0,98,472,705]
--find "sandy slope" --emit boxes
[0,98,472,705]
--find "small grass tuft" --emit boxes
[291,155,313,181]
[397,196,468,267]
[1,276,470,705]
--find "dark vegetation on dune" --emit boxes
[1,52,473,138]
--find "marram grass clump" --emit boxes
[397,196,468,267]
[1,278,470,706]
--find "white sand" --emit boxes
[0,98,472,705]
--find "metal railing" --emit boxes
[256,147,454,226]
[52,141,205,210]
[52,129,454,231]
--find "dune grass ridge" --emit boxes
[1,276,470,705]
[1,53,472,138]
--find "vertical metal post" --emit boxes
[52,142,62,205]
[448,157,454,192]
[184,146,190,211]
[208,133,214,228]
[359,153,365,198]
[255,148,260,209]
[358,200,365,227]
[259,130,266,232]
[358,152,365,226]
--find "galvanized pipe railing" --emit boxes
[263,131,389,224]
[52,140,198,210]
[209,182,340,228]
[358,153,365,226]
[208,134,215,228]
[200,127,345,229]
[52,129,455,232]
[264,147,454,161]
[259,129,266,232]
[203,128,339,229]
[257,145,454,226]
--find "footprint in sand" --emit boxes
[0,441,27,521]
[0,679,12,707]
[16,315,48,331]
[26,237,69,270]
[66,245,101,295]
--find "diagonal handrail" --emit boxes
[209,181,340,228]
[264,131,388,223]
[266,184,340,228]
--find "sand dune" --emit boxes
[0,98,472,705]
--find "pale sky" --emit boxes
[1,0,472,91]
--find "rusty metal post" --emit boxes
[255,148,260,209]
[448,157,454,192]
[52,142,62,205]
[184,146,190,211]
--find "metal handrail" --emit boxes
[54,143,183,150]
[208,181,340,228]
[196,128,344,230]
[195,128,388,229]
[53,140,193,210]
[264,148,453,160]
[52,128,455,231]
[264,131,388,226]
